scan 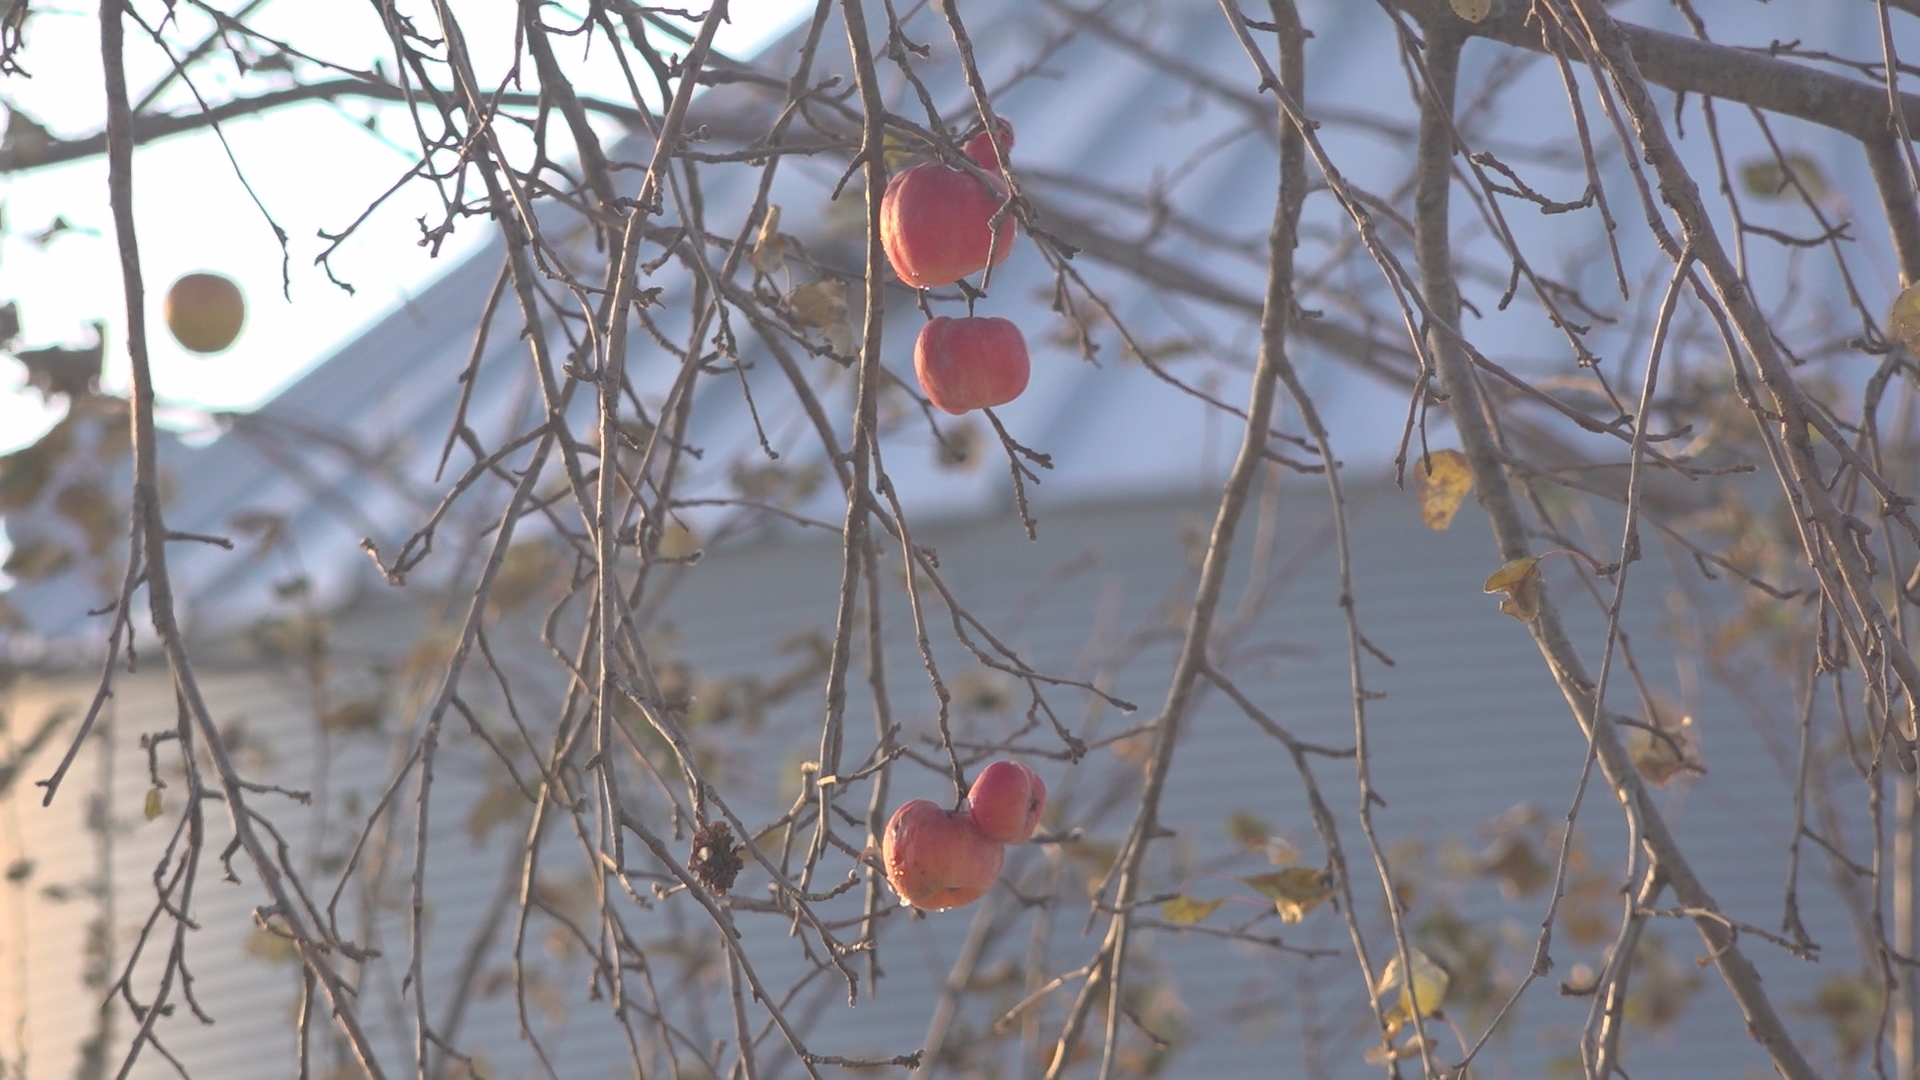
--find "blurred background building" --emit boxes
[0,2,1896,1077]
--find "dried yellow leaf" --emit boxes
[1483,556,1543,622]
[1244,866,1334,922]
[1162,896,1226,925]
[143,787,163,821]
[1377,947,1450,1033]
[1626,692,1701,788]
[1449,0,1492,23]
[1416,449,1473,530]
[749,204,788,276]
[489,541,555,614]
[656,520,700,560]
[1889,281,1920,355]
[883,131,919,171]
[1738,151,1828,202]
[1225,809,1268,853]
[788,280,847,331]
[1364,1033,1437,1067]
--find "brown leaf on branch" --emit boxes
[787,279,853,354]
[1161,895,1226,925]
[1483,556,1542,622]
[1887,281,1920,355]
[1739,151,1828,202]
[1243,866,1334,923]
[749,204,790,275]
[1625,692,1704,788]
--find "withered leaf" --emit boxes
[1416,449,1473,530]
[465,778,527,843]
[1483,556,1543,622]
[1226,809,1269,853]
[143,787,163,821]
[1889,282,1920,355]
[788,279,847,330]
[1244,866,1334,922]
[1625,694,1701,788]
[2,539,73,582]
[242,925,300,965]
[1448,0,1492,22]
[1739,151,1829,202]
[488,541,555,614]
[1378,947,1450,1032]
[2,110,55,159]
[1474,834,1550,899]
[934,420,983,471]
[787,279,854,355]
[1363,1033,1437,1067]
[322,698,385,735]
[229,510,290,558]
[655,520,700,560]
[15,341,101,401]
[53,479,117,556]
[0,437,63,513]
[749,204,789,276]
[882,130,920,171]
[1161,895,1226,925]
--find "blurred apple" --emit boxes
[163,272,245,354]
[963,117,1015,171]
[882,798,1005,911]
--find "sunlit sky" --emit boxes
[0,1,808,456]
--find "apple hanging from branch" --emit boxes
[966,759,1046,844]
[882,798,1006,911]
[880,125,1017,289]
[914,316,1030,415]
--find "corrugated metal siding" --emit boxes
[3,485,1860,1078]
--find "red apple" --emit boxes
[914,316,1030,415]
[963,117,1016,171]
[881,161,1015,288]
[967,760,1046,844]
[164,272,245,354]
[882,798,1005,911]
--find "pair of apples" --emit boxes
[880,120,1031,415]
[882,759,1046,911]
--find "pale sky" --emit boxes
[0,1,807,456]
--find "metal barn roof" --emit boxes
[1,0,1891,651]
